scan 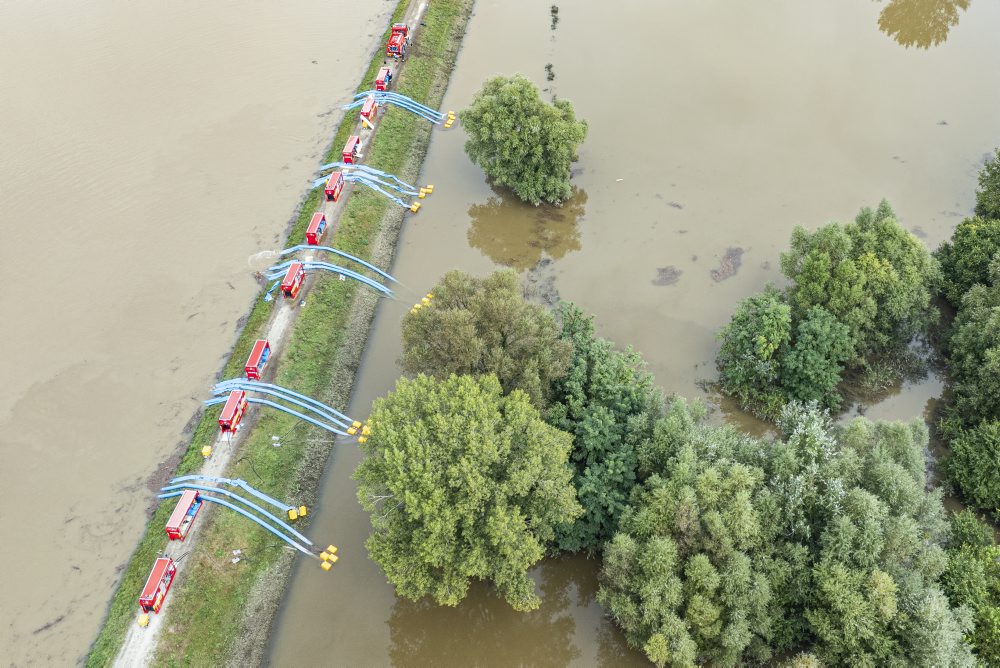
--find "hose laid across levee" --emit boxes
[343,90,448,124]
[212,379,354,428]
[159,482,311,545]
[170,475,293,516]
[279,245,398,285]
[158,490,314,557]
[204,396,349,436]
[263,260,394,298]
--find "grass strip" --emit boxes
[86,0,470,664]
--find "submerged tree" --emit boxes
[461,74,588,205]
[400,269,572,409]
[935,216,1000,306]
[354,374,581,612]
[877,0,970,49]
[976,148,1000,220]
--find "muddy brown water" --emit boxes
[267,0,1000,664]
[0,1,399,663]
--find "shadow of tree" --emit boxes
[876,0,971,49]
[467,188,587,272]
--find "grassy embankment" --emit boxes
[86,0,471,664]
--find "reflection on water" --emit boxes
[467,187,586,271]
[387,557,586,667]
[877,0,971,48]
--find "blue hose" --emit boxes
[279,245,398,284]
[158,491,314,557]
[204,396,349,436]
[264,260,393,297]
[160,483,311,545]
[213,380,351,428]
[213,379,355,424]
[170,475,293,516]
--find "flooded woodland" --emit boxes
[2,0,1000,664]
[269,0,1000,664]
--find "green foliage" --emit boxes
[354,374,581,612]
[599,399,974,666]
[944,511,1000,664]
[460,74,588,205]
[547,303,663,552]
[935,217,1000,306]
[781,307,855,410]
[976,148,1000,220]
[716,287,792,419]
[947,422,1000,510]
[781,200,939,357]
[401,269,572,408]
[945,275,1000,428]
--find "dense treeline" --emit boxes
[354,147,1000,665]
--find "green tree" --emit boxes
[461,74,588,205]
[946,422,1000,510]
[945,271,1000,427]
[716,287,792,420]
[976,147,1000,220]
[401,269,572,409]
[935,217,1000,306]
[781,306,856,410]
[546,303,662,553]
[354,374,582,611]
[944,512,1000,664]
[781,201,939,357]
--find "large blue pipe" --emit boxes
[213,379,355,424]
[158,491,313,557]
[160,483,311,545]
[204,396,349,436]
[344,92,444,124]
[317,163,418,193]
[170,475,292,515]
[279,245,398,284]
[264,260,393,297]
[211,381,350,428]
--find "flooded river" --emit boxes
[0,1,395,663]
[269,0,1000,664]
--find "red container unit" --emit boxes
[280,262,305,299]
[324,171,344,202]
[375,66,393,91]
[218,390,248,434]
[165,490,202,541]
[244,339,271,380]
[138,557,176,614]
[342,135,361,164]
[305,212,327,245]
[386,23,408,58]
[360,97,378,125]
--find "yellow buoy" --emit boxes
[425,185,434,193]
[201,445,212,458]
[410,202,421,213]
[327,545,338,554]
[351,420,362,429]
[418,192,425,199]
[361,425,371,436]
[329,554,340,563]
[347,426,358,435]
[320,551,331,561]
[358,436,367,443]
[298,505,308,517]
[320,560,332,571]
[426,292,434,298]
[287,508,299,521]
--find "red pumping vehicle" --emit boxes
[165,490,203,541]
[280,262,305,299]
[244,339,271,380]
[324,171,344,202]
[342,135,361,164]
[360,97,378,126]
[138,557,176,614]
[386,23,409,59]
[375,66,393,91]
[218,390,248,434]
[305,212,327,245]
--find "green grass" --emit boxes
[85,0,471,664]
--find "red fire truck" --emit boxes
[324,171,344,202]
[386,23,409,59]
[342,135,361,164]
[305,212,327,245]
[218,390,248,433]
[280,262,305,299]
[165,490,203,541]
[375,66,393,91]
[244,339,271,380]
[360,97,378,125]
[138,557,176,614]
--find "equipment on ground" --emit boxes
[138,557,176,614]
[342,135,361,164]
[324,171,345,202]
[244,339,271,380]
[280,262,305,299]
[386,23,409,59]
[305,212,328,245]
[218,390,248,434]
[375,66,393,91]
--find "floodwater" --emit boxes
[269,0,1000,664]
[0,0,396,663]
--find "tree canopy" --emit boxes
[943,511,1000,664]
[354,374,581,611]
[461,74,588,205]
[598,400,974,667]
[546,303,662,553]
[976,147,1000,220]
[935,216,1000,306]
[400,269,572,409]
